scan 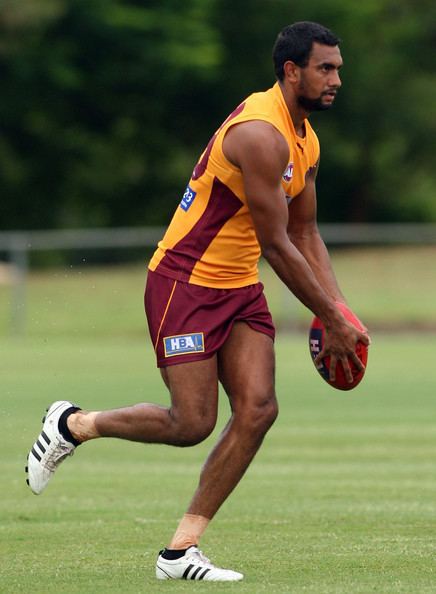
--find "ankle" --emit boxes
[168,513,210,549]
[67,411,100,442]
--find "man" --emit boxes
[26,22,370,581]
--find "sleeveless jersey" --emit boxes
[148,82,320,288]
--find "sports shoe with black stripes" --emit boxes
[155,546,244,581]
[26,400,79,495]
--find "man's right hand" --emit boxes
[314,314,370,384]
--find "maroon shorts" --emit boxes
[144,270,275,367]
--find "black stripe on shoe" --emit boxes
[31,447,41,462]
[182,564,194,579]
[35,439,46,454]
[41,431,51,445]
[190,567,202,580]
[198,568,211,580]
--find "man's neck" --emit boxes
[278,81,309,138]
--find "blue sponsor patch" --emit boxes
[164,333,205,357]
[180,185,197,212]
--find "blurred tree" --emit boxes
[213,0,436,222]
[309,0,436,222]
[0,0,435,229]
[0,0,221,229]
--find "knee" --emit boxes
[171,412,217,447]
[256,395,279,432]
[239,392,278,435]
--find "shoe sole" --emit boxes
[25,405,50,488]
[156,561,243,581]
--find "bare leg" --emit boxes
[68,357,219,447]
[68,325,276,542]
[186,322,278,519]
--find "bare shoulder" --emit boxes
[223,120,289,173]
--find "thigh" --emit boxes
[217,322,276,410]
[160,356,219,422]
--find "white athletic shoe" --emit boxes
[155,546,244,581]
[26,400,79,495]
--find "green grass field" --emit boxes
[1,334,435,593]
[1,247,435,592]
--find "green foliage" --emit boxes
[0,0,435,229]
[313,0,436,222]
[0,0,221,229]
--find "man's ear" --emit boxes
[283,60,300,84]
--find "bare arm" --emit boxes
[223,121,340,326]
[223,121,369,382]
[287,161,346,303]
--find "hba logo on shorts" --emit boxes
[164,333,205,357]
[180,186,197,211]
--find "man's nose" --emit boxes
[331,70,342,88]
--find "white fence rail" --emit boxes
[1,224,436,334]
[1,223,436,255]
[0,227,165,334]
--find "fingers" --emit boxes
[359,331,371,346]
[314,348,326,369]
[329,354,338,383]
[314,327,369,385]
[349,350,365,373]
[314,351,349,384]
[330,354,365,384]
[327,354,353,384]
[315,348,366,384]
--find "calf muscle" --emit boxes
[90,357,219,445]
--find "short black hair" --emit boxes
[272,21,340,81]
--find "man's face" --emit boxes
[296,42,343,112]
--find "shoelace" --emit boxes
[186,549,213,567]
[43,436,75,471]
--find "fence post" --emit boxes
[9,234,28,335]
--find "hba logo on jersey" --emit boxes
[180,185,197,211]
[164,333,205,357]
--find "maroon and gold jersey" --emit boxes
[149,82,320,288]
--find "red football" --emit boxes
[309,302,369,391]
